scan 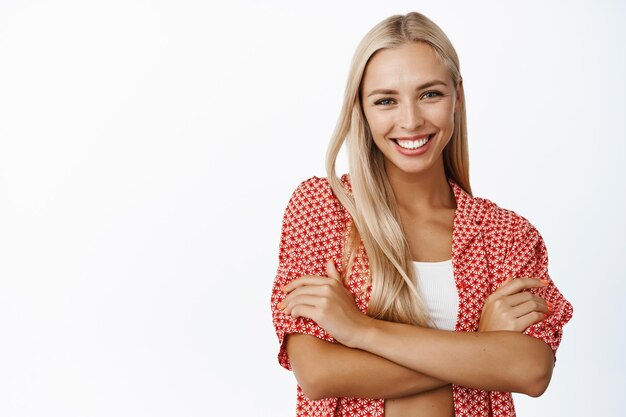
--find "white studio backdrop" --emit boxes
[0,0,623,416]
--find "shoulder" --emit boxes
[279,176,350,268]
[474,194,542,245]
[488,200,534,233]
[285,174,351,209]
[288,175,333,199]
[288,174,351,197]
[282,175,349,227]
[476,196,553,282]
[449,179,531,238]
[286,176,338,210]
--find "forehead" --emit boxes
[362,42,451,91]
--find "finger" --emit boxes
[283,276,336,293]
[290,304,318,320]
[283,295,322,315]
[496,277,549,297]
[510,299,550,319]
[326,259,341,281]
[516,310,549,329]
[282,284,334,305]
[506,292,548,308]
[502,275,513,286]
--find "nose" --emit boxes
[399,102,424,130]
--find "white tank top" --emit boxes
[412,259,459,331]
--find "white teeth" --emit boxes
[396,136,431,150]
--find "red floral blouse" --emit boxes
[270,174,573,417]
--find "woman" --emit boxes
[270,12,573,417]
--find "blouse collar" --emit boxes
[448,177,488,255]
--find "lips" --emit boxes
[392,134,433,150]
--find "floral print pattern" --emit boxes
[271,175,573,416]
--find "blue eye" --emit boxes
[422,91,442,99]
[374,98,395,106]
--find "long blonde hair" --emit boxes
[326,12,472,327]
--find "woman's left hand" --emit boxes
[279,260,371,348]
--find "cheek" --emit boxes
[424,103,455,129]
[364,110,393,136]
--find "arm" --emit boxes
[285,219,574,397]
[286,333,450,401]
[271,178,447,400]
[283,262,561,398]
[514,220,574,367]
[284,262,556,400]
[353,319,554,397]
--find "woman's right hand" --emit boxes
[478,276,553,333]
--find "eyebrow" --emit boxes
[366,80,448,97]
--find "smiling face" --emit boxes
[360,42,461,179]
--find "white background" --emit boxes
[0,1,623,416]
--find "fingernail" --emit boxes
[539,279,549,286]
[278,301,285,310]
[543,313,548,319]
[548,301,553,313]
[281,285,287,293]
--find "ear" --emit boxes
[454,77,463,110]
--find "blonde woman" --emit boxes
[271,12,573,417]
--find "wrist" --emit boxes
[349,315,379,350]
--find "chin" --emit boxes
[389,163,433,176]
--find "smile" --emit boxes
[392,135,433,150]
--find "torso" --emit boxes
[401,207,455,263]
[385,384,455,417]
[384,207,456,417]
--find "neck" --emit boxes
[384,158,456,215]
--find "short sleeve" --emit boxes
[507,218,574,363]
[270,177,344,370]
